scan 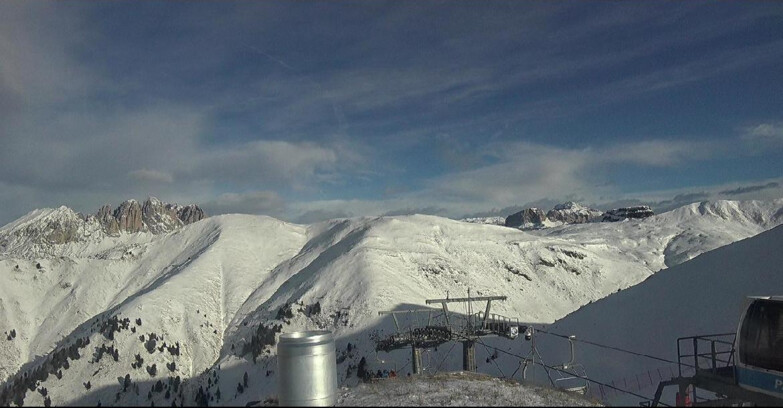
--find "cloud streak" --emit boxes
[742,122,783,148]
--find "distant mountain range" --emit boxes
[462,201,655,229]
[0,198,781,406]
[0,197,205,257]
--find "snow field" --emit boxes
[0,198,781,406]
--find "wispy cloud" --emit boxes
[285,138,729,220]
[601,140,720,167]
[428,139,720,203]
[720,182,780,196]
[742,122,783,147]
[190,140,350,190]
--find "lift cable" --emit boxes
[433,341,459,375]
[477,340,507,378]
[535,327,695,369]
[448,331,671,407]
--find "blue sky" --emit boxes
[1,1,782,225]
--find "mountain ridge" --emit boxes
[0,198,782,406]
[0,197,206,258]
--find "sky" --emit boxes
[1,1,782,226]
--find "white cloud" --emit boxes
[601,140,718,167]
[0,105,205,190]
[0,2,102,107]
[742,122,783,146]
[424,139,719,206]
[192,140,344,189]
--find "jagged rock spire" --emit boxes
[96,197,207,235]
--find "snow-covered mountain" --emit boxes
[502,202,613,230]
[0,197,206,258]
[533,199,783,267]
[537,221,783,406]
[0,198,781,406]
[547,202,605,225]
[459,216,506,226]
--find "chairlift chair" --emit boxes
[552,335,590,395]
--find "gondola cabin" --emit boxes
[734,296,783,398]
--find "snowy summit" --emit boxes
[0,198,782,406]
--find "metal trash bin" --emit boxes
[277,330,337,406]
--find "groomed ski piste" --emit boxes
[0,198,781,406]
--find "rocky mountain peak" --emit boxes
[141,196,180,234]
[0,198,208,256]
[547,202,603,225]
[504,207,547,228]
[505,202,603,229]
[98,197,207,235]
[95,204,119,235]
[176,204,206,225]
[552,201,584,211]
[113,199,143,233]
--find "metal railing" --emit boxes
[676,333,736,378]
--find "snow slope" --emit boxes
[0,198,781,406]
[0,214,308,388]
[536,223,783,406]
[531,199,783,269]
[336,372,600,406]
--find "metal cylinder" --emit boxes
[462,340,476,372]
[411,345,423,375]
[277,330,337,407]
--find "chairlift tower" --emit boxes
[376,290,524,375]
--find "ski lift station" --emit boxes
[651,296,783,406]
[372,292,783,406]
[273,294,783,406]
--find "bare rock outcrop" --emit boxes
[142,197,181,234]
[0,198,208,256]
[176,204,206,225]
[602,206,655,222]
[96,204,120,236]
[95,197,207,234]
[504,202,606,230]
[546,202,603,224]
[505,208,547,228]
[113,200,144,233]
